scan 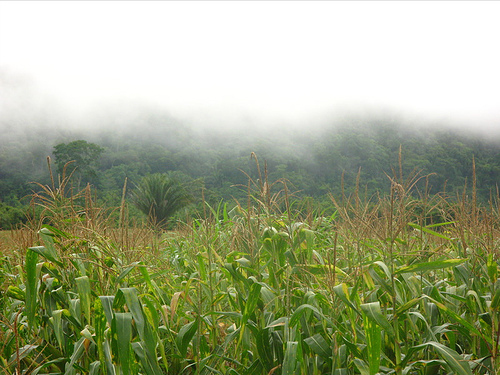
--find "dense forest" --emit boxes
[1,111,500,229]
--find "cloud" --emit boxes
[1,1,499,132]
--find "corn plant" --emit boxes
[3,155,500,374]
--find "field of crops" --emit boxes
[2,170,500,375]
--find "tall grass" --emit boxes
[2,154,500,374]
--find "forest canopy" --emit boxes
[1,117,499,228]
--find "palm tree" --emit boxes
[131,173,192,228]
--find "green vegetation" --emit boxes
[131,173,193,229]
[2,116,500,372]
[2,118,500,229]
[1,155,500,374]
[0,201,26,229]
[52,140,105,190]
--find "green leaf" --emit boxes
[408,222,452,240]
[142,314,162,372]
[353,358,370,375]
[115,288,162,373]
[6,285,25,301]
[29,245,62,267]
[89,361,101,375]
[115,262,141,285]
[92,299,107,371]
[25,248,39,330]
[282,341,299,375]
[363,312,381,375]
[487,253,498,283]
[142,294,160,331]
[421,341,472,375]
[51,309,65,350]
[491,287,500,310]
[133,341,159,375]
[75,276,91,323]
[395,297,422,317]
[243,282,262,321]
[118,288,145,337]
[396,259,467,274]
[360,302,394,336]
[425,295,493,346]
[65,337,86,373]
[121,292,159,372]
[176,319,199,357]
[290,304,320,327]
[333,283,361,316]
[70,253,87,277]
[8,344,39,367]
[292,264,348,277]
[304,334,330,359]
[103,333,116,375]
[99,296,115,326]
[114,312,132,375]
[30,358,67,375]
[255,329,274,369]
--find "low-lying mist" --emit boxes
[2,67,500,150]
[3,66,500,215]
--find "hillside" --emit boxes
[1,113,500,228]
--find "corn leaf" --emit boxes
[282,341,299,375]
[99,296,115,326]
[290,304,320,328]
[304,333,330,359]
[114,312,132,375]
[408,223,452,241]
[361,302,394,336]
[396,259,467,274]
[51,309,65,350]
[25,248,39,330]
[6,285,25,301]
[362,313,381,375]
[425,295,493,346]
[29,245,62,267]
[243,282,262,322]
[176,319,199,357]
[65,337,86,374]
[333,283,361,316]
[75,276,91,323]
[411,341,473,375]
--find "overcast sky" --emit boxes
[1,1,500,130]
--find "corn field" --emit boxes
[2,162,500,375]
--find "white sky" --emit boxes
[1,1,500,128]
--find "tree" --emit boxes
[131,173,192,228]
[53,140,104,189]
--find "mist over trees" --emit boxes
[1,110,500,228]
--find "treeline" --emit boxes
[1,115,499,228]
